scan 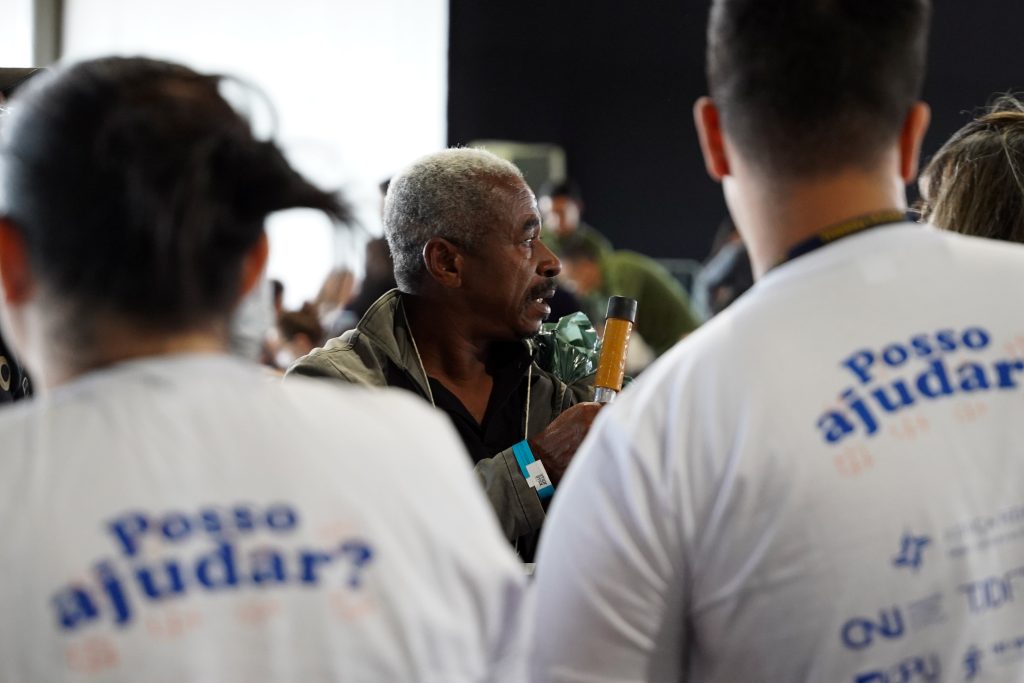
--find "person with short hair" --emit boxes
[919,94,1024,243]
[531,1,1024,680]
[559,236,700,358]
[275,303,324,368]
[289,148,601,561]
[537,178,612,259]
[0,57,528,681]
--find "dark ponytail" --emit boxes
[0,56,352,329]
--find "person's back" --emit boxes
[0,57,526,681]
[0,358,526,680]
[529,1,1024,680]
[537,223,1024,680]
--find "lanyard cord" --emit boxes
[773,209,908,271]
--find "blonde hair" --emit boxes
[921,94,1024,244]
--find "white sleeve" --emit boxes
[389,396,535,681]
[529,400,688,682]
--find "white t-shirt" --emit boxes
[0,353,527,682]
[532,224,1024,682]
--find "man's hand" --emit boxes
[527,402,602,485]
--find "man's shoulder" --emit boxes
[288,329,379,384]
[287,291,406,387]
[281,372,444,430]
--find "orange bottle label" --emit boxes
[595,318,633,391]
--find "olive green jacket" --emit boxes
[286,289,589,547]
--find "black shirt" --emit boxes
[389,342,533,464]
[388,342,543,561]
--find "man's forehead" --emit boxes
[484,176,537,211]
[479,174,532,200]
[467,177,538,238]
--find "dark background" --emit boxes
[448,1,1023,261]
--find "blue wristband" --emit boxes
[511,440,555,500]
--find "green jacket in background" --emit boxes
[590,250,701,357]
[286,289,591,554]
[544,221,613,260]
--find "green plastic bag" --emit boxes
[533,311,599,385]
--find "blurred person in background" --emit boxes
[275,303,324,369]
[691,215,754,320]
[559,236,700,359]
[289,148,600,561]
[919,94,1024,243]
[0,57,528,681]
[0,67,44,405]
[537,178,613,259]
[314,266,357,339]
[345,236,397,322]
[270,278,285,316]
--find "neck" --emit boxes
[38,316,228,389]
[728,165,907,279]
[402,293,493,384]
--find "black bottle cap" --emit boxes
[605,296,638,323]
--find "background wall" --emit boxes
[0,0,35,66]
[449,1,1024,261]
[62,0,448,308]
[9,2,1023,280]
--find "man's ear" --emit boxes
[0,218,34,305]
[239,232,269,299]
[694,96,731,182]
[422,237,464,288]
[900,101,931,183]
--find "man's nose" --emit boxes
[537,239,561,278]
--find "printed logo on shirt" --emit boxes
[892,532,931,572]
[960,633,1024,680]
[52,503,375,633]
[945,502,1024,558]
[852,652,941,683]
[815,326,1024,445]
[958,565,1024,616]
[962,645,983,680]
[840,594,946,653]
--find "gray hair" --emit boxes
[384,147,525,292]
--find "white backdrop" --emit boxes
[62,0,448,308]
[0,0,34,66]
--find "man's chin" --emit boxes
[514,318,544,340]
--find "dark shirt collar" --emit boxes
[389,341,533,464]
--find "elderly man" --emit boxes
[0,57,527,680]
[532,0,1024,681]
[289,148,600,560]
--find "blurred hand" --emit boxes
[528,401,602,485]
